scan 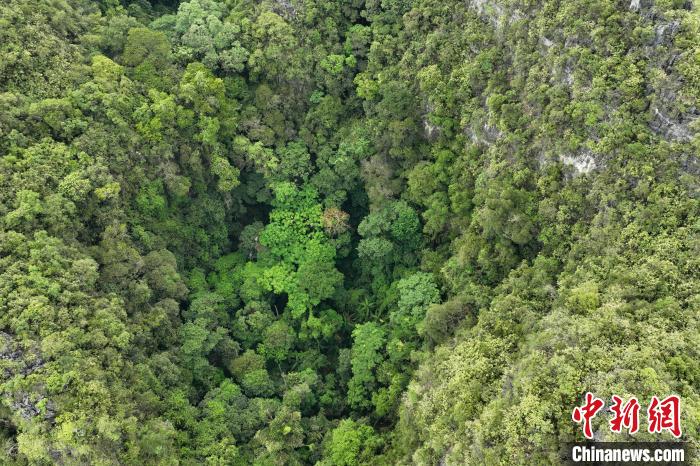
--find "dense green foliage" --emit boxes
[0,0,698,464]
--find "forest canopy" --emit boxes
[0,0,698,464]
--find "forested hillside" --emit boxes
[0,0,698,464]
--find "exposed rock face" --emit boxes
[654,20,681,47]
[422,104,441,141]
[464,122,503,146]
[645,18,698,143]
[0,332,21,362]
[11,394,41,421]
[469,0,525,30]
[272,0,297,19]
[650,106,694,141]
[560,151,597,176]
[0,332,43,376]
[9,394,55,422]
[1,332,22,380]
[1,332,51,423]
[680,154,700,176]
[423,118,440,141]
[471,0,506,27]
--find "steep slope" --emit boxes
[0,0,697,464]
